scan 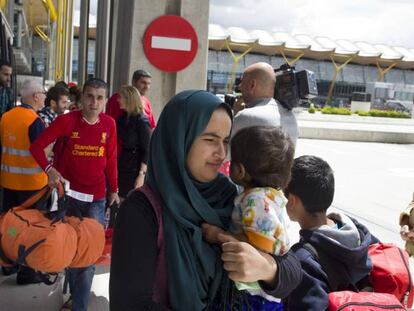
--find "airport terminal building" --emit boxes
[207,24,414,109]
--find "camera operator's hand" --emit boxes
[233,97,246,115]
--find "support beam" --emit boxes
[225,41,254,92]
[0,0,7,10]
[64,0,74,82]
[326,55,354,105]
[111,0,133,93]
[6,0,13,28]
[78,0,89,86]
[42,0,57,23]
[54,0,65,81]
[34,26,50,42]
[279,49,305,67]
[107,0,118,94]
[15,2,22,48]
[376,61,397,82]
[95,0,111,81]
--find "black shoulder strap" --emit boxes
[302,242,344,291]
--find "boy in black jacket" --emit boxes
[283,155,379,311]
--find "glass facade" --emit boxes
[405,70,414,84]
[245,54,271,67]
[32,37,97,82]
[342,64,365,83]
[385,68,405,84]
[72,38,96,81]
[364,66,378,83]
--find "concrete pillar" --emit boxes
[107,0,119,95]
[65,0,74,82]
[6,0,14,32]
[112,0,210,119]
[111,0,134,93]
[15,7,22,48]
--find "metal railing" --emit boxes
[13,2,32,67]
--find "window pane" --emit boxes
[385,68,404,83]
[342,64,365,83]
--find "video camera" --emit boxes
[224,64,318,110]
[224,77,242,108]
[224,94,238,108]
[274,64,318,110]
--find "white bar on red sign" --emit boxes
[151,36,191,51]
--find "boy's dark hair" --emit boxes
[45,86,69,107]
[132,69,151,82]
[285,155,335,214]
[0,60,12,70]
[82,77,108,95]
[231,126,295,189]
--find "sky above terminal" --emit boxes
[209,0,413,49]
[76,0,412,49]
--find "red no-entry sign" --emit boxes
[143,15,198,72]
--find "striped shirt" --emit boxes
[38,106,57,127]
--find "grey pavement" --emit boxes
[1,138,413,310]
[0,265,110,311]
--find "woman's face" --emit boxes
[118,94,126,109]
[186,108,231,183]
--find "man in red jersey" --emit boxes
[106,69,156,129]
[30,78,120,311]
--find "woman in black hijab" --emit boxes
[110,90,302,310]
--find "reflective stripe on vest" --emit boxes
[2,146,32,156]
[1,164,43,174]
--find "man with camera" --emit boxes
[232,62,298,146]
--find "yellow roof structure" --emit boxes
[208,24,414,70]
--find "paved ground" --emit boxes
[0,138,413,310]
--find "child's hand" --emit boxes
[400,225,414,241]
[202,223,226,244]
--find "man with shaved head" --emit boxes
[232,62,298,146]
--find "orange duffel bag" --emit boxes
[0,185,78,273]
[65,216,105,268]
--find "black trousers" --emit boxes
[2,188,42,213]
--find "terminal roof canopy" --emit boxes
[294,34,333,53]
[208,24,414,69]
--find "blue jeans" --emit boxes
[244,294,283,311]
[66,197,105,311]
[225,293,284,311]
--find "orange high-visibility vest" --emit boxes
[0,106,47,190]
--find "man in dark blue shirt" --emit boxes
[0,60,13,116]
